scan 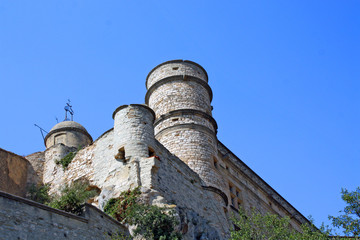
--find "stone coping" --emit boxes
[0,147,28,160]
[146,59,209,88]
[154,109,218,133]
[44,127,93,147]
[145,75,213,104]
[112,104,156,120]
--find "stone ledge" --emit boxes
[145,75,213,104]
[155,123,216,139]
[154,109,218,133]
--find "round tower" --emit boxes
[44,121,93,149]
[113,104,156,159]
[145,60,227,203]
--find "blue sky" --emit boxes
[0,0,359,230]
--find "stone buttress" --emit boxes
[145,60,227,206]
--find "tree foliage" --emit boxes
[104,188,181,240]
[26,183,51,204]
[329,187,360,237]
[230,207,330,240]
[48,180,97,215]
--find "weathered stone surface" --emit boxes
[0,148,38,197]
[25,151,45,183]
[0,191,129,240]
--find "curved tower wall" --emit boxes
[113,104,156,159]
[45,131,92,149]
[146,60,227,197]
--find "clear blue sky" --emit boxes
[0,0,359,230]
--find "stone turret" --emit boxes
[44,121,93,149]
[112,104,156,160]
[145,60,227,206]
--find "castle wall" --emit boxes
[0,148,39,197]
[42,125,230,239]
[146,140,230,239]
[217,142,307,232]
[25,151,45,183]
[0,191,128,240]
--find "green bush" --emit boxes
[104,187,141,223]
[104,188,181,240]
[129,204,181,240]
[230,207,331,240]
[48,180,97,215]
[27,184,50,204]
[56,151,77,170]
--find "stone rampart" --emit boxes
[0,191,128,240]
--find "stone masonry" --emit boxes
[0,59,310,239]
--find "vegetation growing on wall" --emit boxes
[56,146,83,170]
[26,184,51,204]
[48,180,97,215]
[56,150,77,170]
[104,187,141,223]
[104,188,181,240]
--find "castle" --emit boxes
[0,60,310,239]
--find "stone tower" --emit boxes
[112,104,156,160]
[145,60,227,205]
[44,121,93,149]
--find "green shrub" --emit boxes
[56,151,77,170]
[48,180,97,215]
[106,231,132,240]
[104,188,181,240]
[27,184,50,204]
[104,187,141,223]
[129,204,181,240]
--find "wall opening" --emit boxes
[148,147,155,157]
[115,147,125,160]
